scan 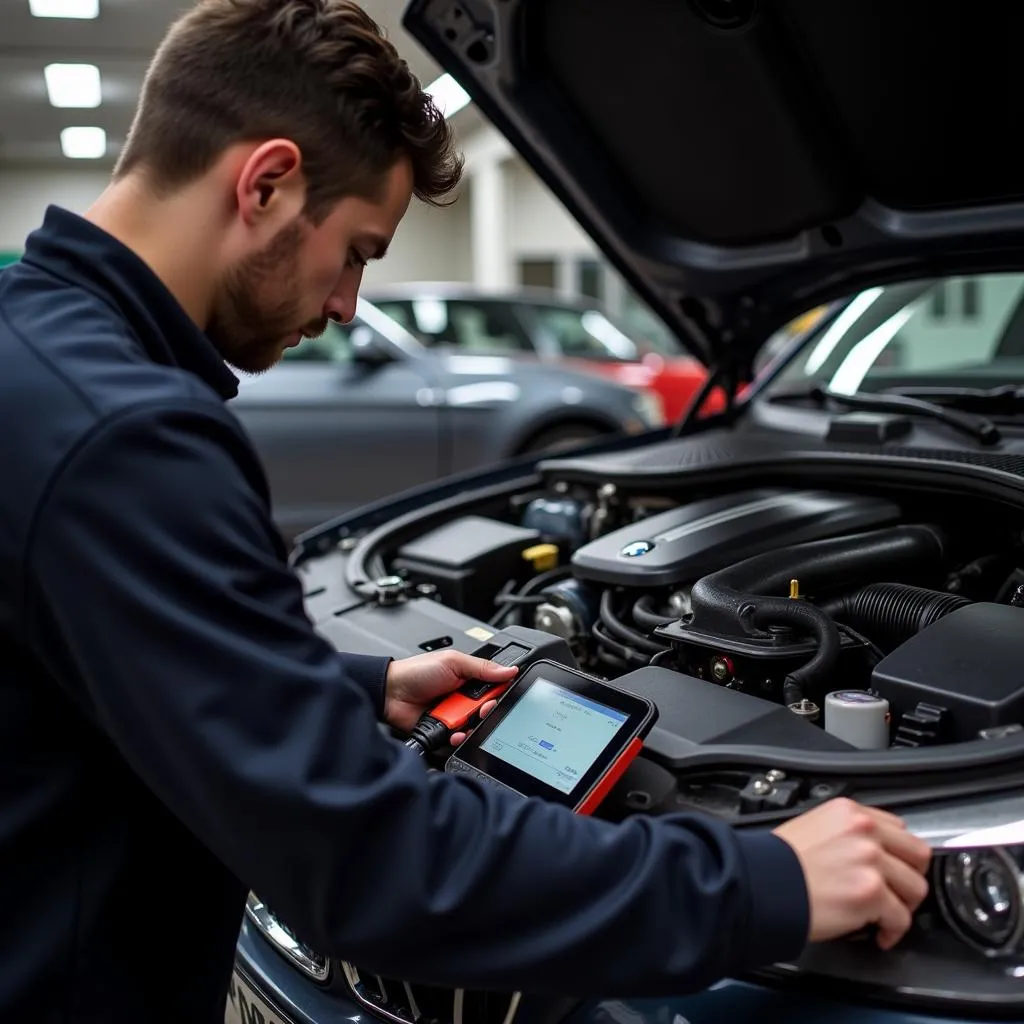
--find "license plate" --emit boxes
[225,969,293,1024]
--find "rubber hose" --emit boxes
[741,597,842,699]
[688,524,946,695]
[600,590,667,655]
[826,583,971,653]
[689,524,946,637]
[632,595,676,632]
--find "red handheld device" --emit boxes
[444,660,658,816]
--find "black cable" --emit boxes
[600,591,668,655]
[591,621,651,665]
[632,595,676,632]
[490,566,573,627]
[835,621,885,665]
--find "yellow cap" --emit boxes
[789,578,800,599]
[523,543,559,572]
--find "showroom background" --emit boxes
[0,0,651,324]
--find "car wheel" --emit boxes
[520,423,610,455]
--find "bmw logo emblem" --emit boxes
[620,540,654,558]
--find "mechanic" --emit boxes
[0,1,931,1021]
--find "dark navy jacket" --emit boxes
[0,206,810,1022]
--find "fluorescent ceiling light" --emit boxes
[29,0,99,17]
[45,64,101,108]
[425,73,470,119]
[61,126,106,159]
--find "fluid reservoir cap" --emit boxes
[523,543,559,572]
[831,690,885,704]
[825,690,890,750]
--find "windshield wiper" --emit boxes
[882,384,1024,417]
[771,384,1001,446]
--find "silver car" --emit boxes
[229,297,663,536]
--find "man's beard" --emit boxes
[208,219,328,374]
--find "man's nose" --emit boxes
[324,271,362,325]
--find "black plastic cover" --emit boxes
[872,603,1024,742]
[611,665,855,767]
[393,515,541,620]
[570,488,900,587]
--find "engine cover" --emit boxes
[571,488,901,587]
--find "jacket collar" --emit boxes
[21,205,239,400]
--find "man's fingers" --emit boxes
[875,883,914,950]
[877,821,932,874]
[456,653,518,680]
[881,851,930,913]
[449,701,499,748]
[856,804,908,830]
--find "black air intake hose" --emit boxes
[688,524,946,695]
[825,583,971,654]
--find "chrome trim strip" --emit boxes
[902,792,1024,849]
[244,894,330,982]
[403,981,422,1019]
[341,962,412,1024]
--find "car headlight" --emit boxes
[936,846,1024,955]
[244,892,330,982]
[630,390,664,427]
[752,790,1024,1012]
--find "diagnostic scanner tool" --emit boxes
[405,626,575,756]
[444,659,658,816]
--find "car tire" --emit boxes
[520,423,610,455]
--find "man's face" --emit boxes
[210,157,413,374]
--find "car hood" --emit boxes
[402,0,1024,376]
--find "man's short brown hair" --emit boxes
[115,0,463,218]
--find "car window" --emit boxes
[444,300,533,354]
[280,320,361,363]
[769,273,1024,393]
[368,297,529,353]
[372,300,417,334]
[529,304,639,361]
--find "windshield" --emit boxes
[768,273,1024,395]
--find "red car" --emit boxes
[364,283,722,422]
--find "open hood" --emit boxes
[403,0,1024,374]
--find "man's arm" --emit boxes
[23,400,809,997]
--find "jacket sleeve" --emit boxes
[24,401,809,998]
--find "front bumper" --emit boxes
[232,922,995,1024]
[230,917,364,1024]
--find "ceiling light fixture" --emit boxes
[424,73,470,119]
[60,126,106,159]
[45,64,102,108]
[29,0,99,17]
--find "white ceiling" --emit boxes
[0,0,474,169]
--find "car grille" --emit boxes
[339,961,522,1024]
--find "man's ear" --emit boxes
[235,139,306,229]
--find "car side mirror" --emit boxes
[349,325,393,367]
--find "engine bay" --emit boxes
[304,448,1024,819]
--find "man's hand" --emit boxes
[384,650,518,745]
[773,797,932,951]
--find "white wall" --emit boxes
[0,168,112,250]
[506,157,596,259]
[363,186,472,286]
